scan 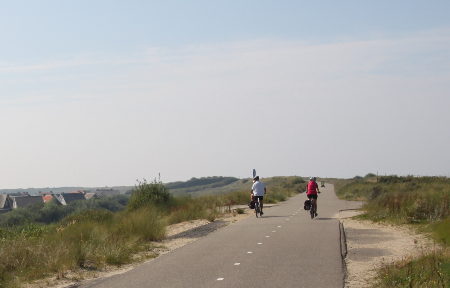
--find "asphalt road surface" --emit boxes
[79,184,361,288]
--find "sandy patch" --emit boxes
[25,210,251,288]
[338,210,435,288]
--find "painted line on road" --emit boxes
[257,242,263,245]
[277,225,282,228]
[217,278,224,281]
[247,251,253,254]
[265,235,270,238]
[234,263,241,266]
[272,230,276,233]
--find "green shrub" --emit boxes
[0,207,40,227]
[128,179,171,210]
[166,195,222,224]
[37,202,69,224]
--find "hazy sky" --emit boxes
[1,1,449,188]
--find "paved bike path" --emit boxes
[80,185,361,288]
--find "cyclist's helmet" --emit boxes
[310,177,316,181]
[253,176,260,181]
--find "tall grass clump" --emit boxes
[167,195,223,224]
[128,179,172,210]
[336,176,450,223]
[0,206,167,287]
[429,219,450,246]
[374,250,450,288]
[115,207,166,241]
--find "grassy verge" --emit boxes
[374,250,450,288]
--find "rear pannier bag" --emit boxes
[304,199,311,210]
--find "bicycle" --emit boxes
[308,192,320,219]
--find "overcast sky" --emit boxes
[1,1,449,188]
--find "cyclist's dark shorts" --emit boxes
[307,194,318,200]
[253,196,264,201]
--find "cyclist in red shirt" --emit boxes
[307,177,320,217]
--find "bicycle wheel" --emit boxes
[310,200,315,219]
[255,202,260,218]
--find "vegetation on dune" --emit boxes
[335,174,450,287]
[373,250,450,288]
[337,175,450,224]
[0,175,304,287]
[0,207,165,287]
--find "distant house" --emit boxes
[10,195,44,209]
[84,193,96,200]
[0,194,44,212]
[59,192,86,204]
[52,192,86,206]
[53,194,67,206]
[42,194,54,203]
[0,194,13,213]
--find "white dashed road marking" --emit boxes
[247,251,253,254]
[217,278,224,281]
[234,263,241,266]
[257,242,263,245]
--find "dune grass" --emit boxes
[0,176,304,287]
[0,207,165,287]
[374,250,450,288]
[335,175,450,287]
[337,176,450,223]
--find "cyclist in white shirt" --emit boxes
[251,176,267,215]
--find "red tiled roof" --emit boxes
[42,195,53,203]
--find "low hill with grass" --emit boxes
[166,176,244,196]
